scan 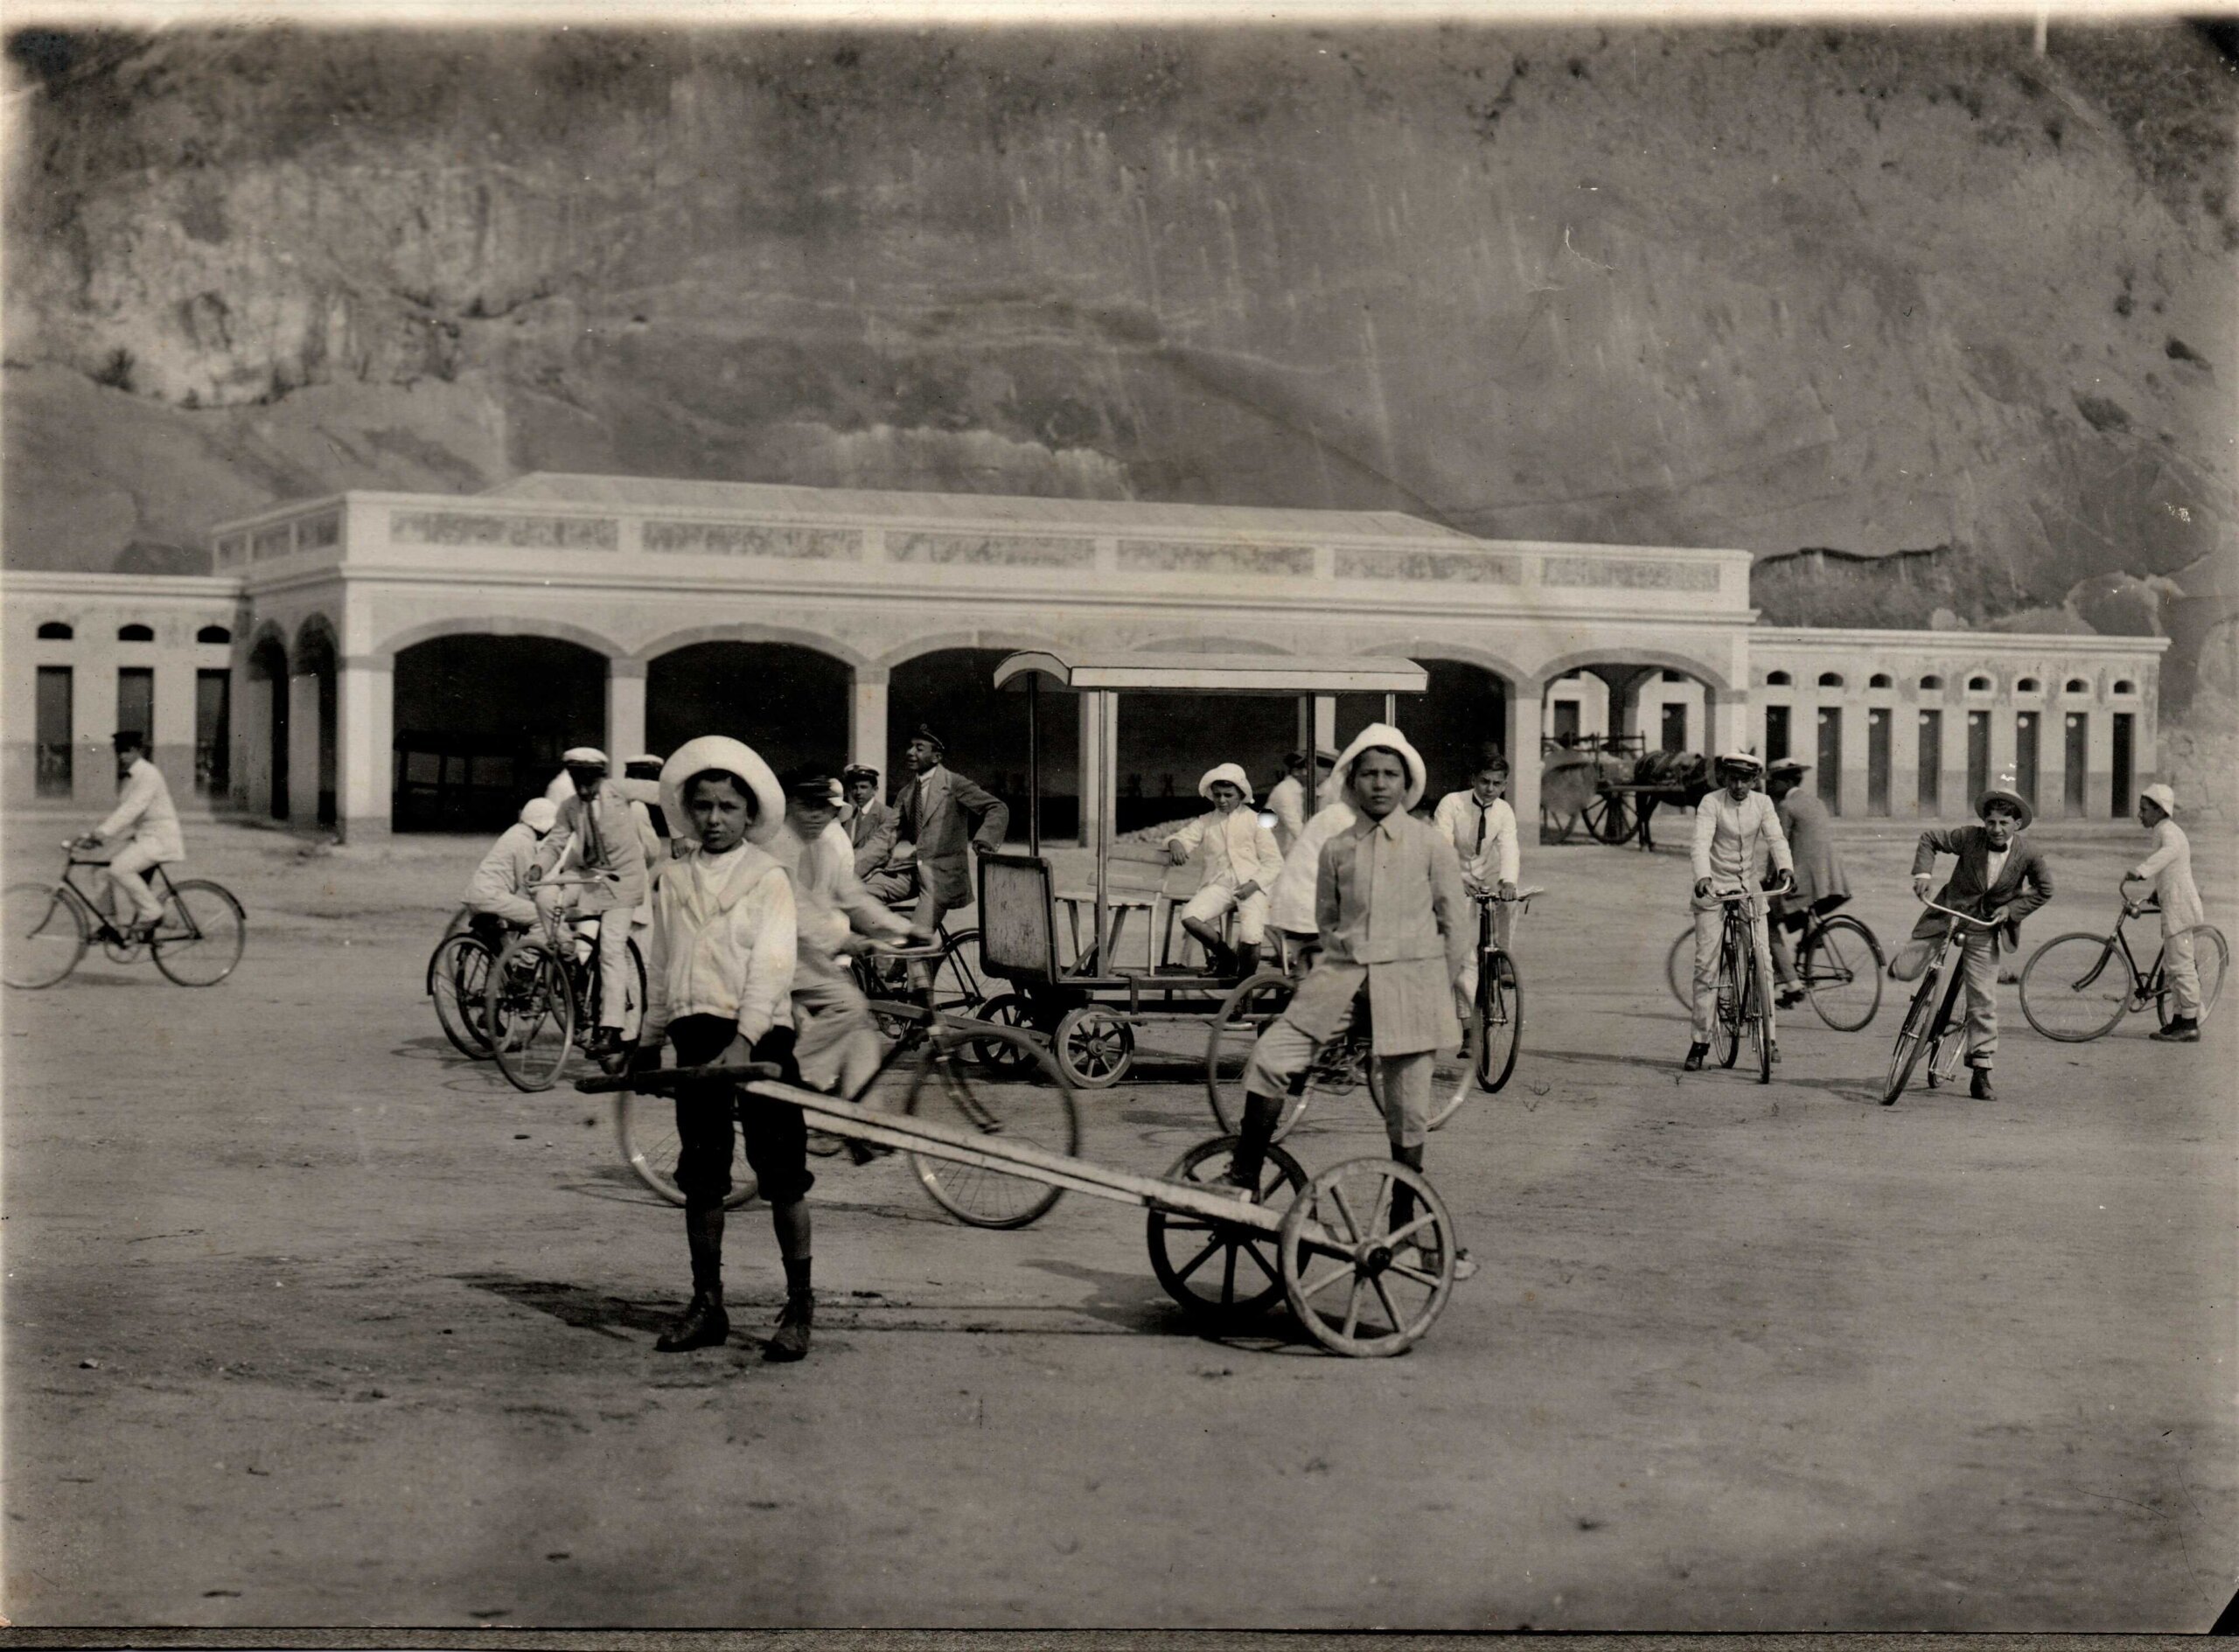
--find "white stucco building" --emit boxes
[3,473,2166,840]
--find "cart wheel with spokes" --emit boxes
[1053,1004,1135,1088]
[1146,1137,1308,1327]
[970,992,1041,1074]
[1278,1157,1458,1358]
[1582,790,1635,846]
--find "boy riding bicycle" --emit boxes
[73,731,184,942]
[1229,722,1478,1279]
[1684,751,1795,1072]
[1892,770,2054,1100]
[529,747,650,1062]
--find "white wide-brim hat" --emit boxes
[1332,722,1428,812]
[660,736,786,847]
[1975,770,2035,832]
[517,797,560,833]
[2140,782,2178,817]
[1197,762,1255,804]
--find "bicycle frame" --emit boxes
[52,853,202,942]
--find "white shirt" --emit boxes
[1432,789,1520,888]
[1691,789,1795,889]
[98,757,185,863]
[2133,817,2206,930]
[1166,806,1284,894]
[1268,801,1357,935]
[640,841,797,1046]
[1265,775,1308,853]
[1984,846,2011,889]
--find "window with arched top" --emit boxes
[2016,676,2040,693]
[1765,670,1791,687]
[1967,674,1991,692]
[1919,674,1943,690]
[2113,679,2136,695]
[2064,678,2089,694]
[1868,673,1894,688]
[117,624,154,643]
[1817,672,1845,687]
[196,624,232,645]
[36,622,73,640]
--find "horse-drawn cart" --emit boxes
[1540,745,1710,850]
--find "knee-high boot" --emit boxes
[1227,1090,1287,1194]
[1388,1142,1425,1237]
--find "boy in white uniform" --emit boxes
[2131,782,2207,1043]
[75,732,184,939]
[1432,745,1521,950]
[1262,749,1335,854]
[1684,751,1795,1072]
[464,797,559,937]
[1165,763,1285,976]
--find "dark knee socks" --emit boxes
[1390,1142,1424,1234]
[1229,1089,1287,1189]
[685,1202,725,1300]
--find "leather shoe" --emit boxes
[2151,1018,2201,1043]
[1968,1067,1996,1101]
[1682,1042,1708,1072]
[764,1293,813,1362]
[654,1293,729,1352]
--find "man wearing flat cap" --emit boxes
[529,747,651,1060]
[841,763,901,888]
[73,731,184,940]
[890,727,1008,938]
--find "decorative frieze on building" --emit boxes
[1117,540,1316,577]
[296,510,342,550]
[642,521,861,561]
[1335,547,1524,584]
[1542,556,1720,592]
[251,524,295,560]
[388,510,619,550]
[887,533,1096,568]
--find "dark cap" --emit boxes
[110,730,145,751]
[778,763,840,802]
[840,763,880,784]
[910,725,946,752]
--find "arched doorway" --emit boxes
[1333,660,1510,810]
[1537,657,1721,846]
[646,643,851,780]
[248,633,289,820]
[294,619,339,829]
[889,648,1076,838]
[392,635,608,832]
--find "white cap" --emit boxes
[2141,782,2177,817]
[1716,749,1762,770]
[561,746,609,768]
[517,797,560,833]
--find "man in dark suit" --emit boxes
[892,726,1009,938]
[1895,770,2054,1101]
[841,763,902,889]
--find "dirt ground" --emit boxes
[3,812,2233,1630]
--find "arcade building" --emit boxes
[3,472,2166,840]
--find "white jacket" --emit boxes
[1691,790,1794,889]
[97,758,185,863]
[640,841,797,1046]
[1267,801,1357,935]
[2133,819,2205,931]
[1432,790,1520,888]
[1166,806,1283,894]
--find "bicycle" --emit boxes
[1203,889,1538,1140]
[1664,902,1883,1031]
[3,844,245,989]
[482,874,646,1093]
[425,916,514,1060]
[1880,899,2004,1105]
[2017,883,2228,1042]
[615,942,1080,1226]
[1694,880,1788,1084]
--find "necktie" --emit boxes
[1473,802,1487,855]
[580,791,606,866]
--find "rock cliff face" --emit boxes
[5,23,2234,704]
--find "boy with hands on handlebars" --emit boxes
[1684,751,1795,1072]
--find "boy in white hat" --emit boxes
[1165,763,1285,976]
[1433,744,1522,950]
[1684,752,1795,1071]
[1896,772,2054,1099]
[628,737,815,1359]
[2130,783,2205,1042]
[1230,724,1478,1278]
[529,747,652,1060]
[464,796,560,939]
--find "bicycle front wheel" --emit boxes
[2018,932,2130,1042]
[616,1089,758,1209]
[1473,950,1523,1096]
[1747,952,1772,1084]
[2,881,87,988]
[1882,974,1941,1104]
[486,938,577,1091]
[150,880,246,986]
[1712,932,1743,1068]
[903,1021,1081,1228]
[1665,927,1692,1009]
[1799,915,1883,1031]
[429,932,499,1057]
[1204,969,1294,1133]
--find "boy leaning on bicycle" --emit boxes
[1891,770,2054,1101]
[1684,750,1795,1072]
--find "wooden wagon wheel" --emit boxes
[1581,788,1636,846]
[1278,1157,1458,1357]
[1053,1004,1135,1088]
[1146,1137,1308,1326]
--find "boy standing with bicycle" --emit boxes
[2131,782,2204,1043]
[1229,723,1478,1278]
[1895,771,2054,1099]
[1684,752,1794,1072]
[1433,745,1522,951]
[630,736,817,1360]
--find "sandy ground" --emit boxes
[3,813,2233,1630]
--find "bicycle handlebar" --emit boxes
[575,1060,783,1096]
[1916,898,2005,930]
